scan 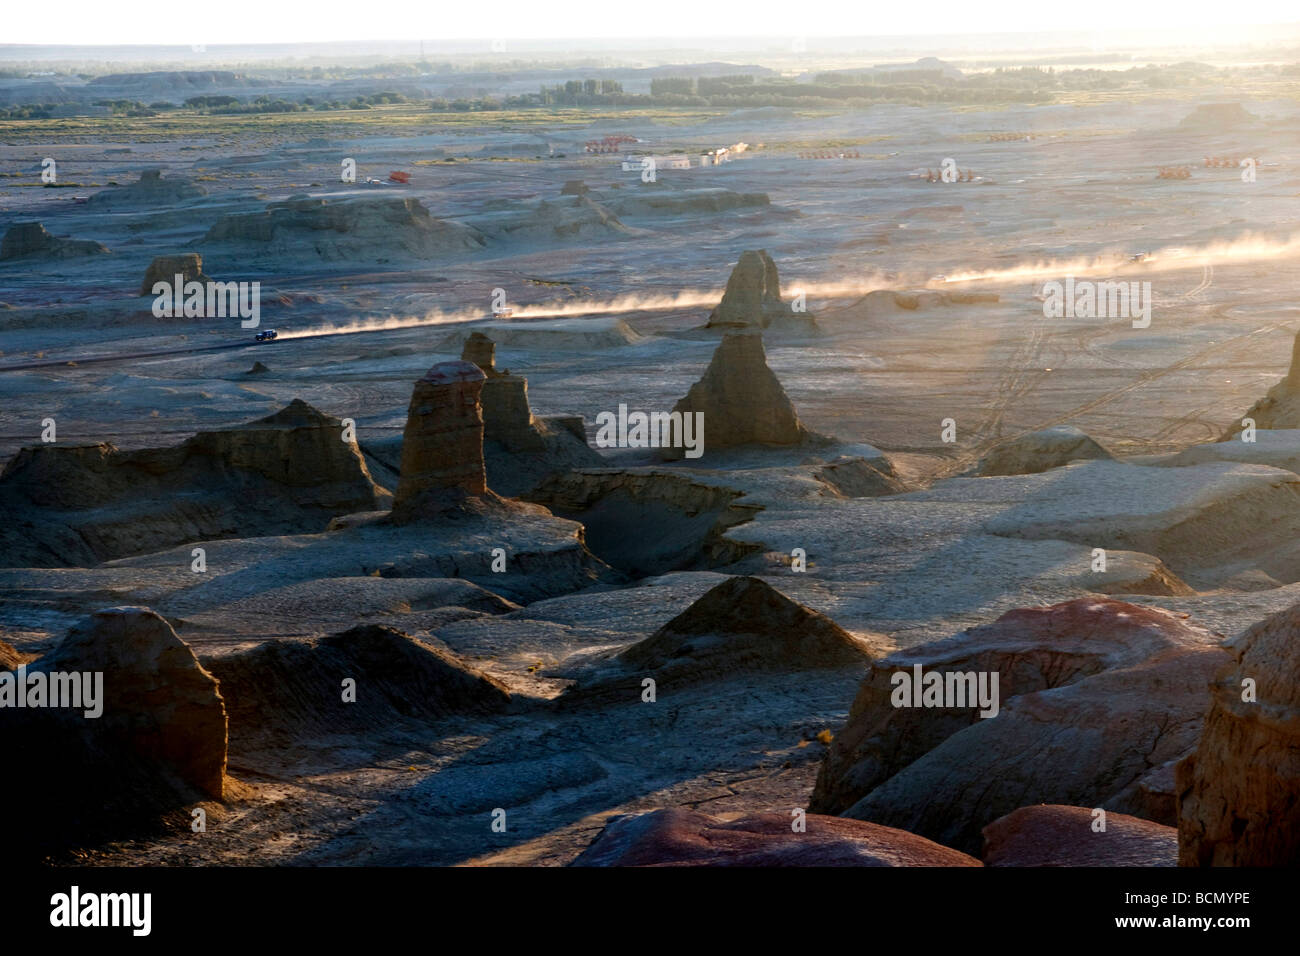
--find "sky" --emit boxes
[5,0,1300,47]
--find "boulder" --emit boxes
[661,331,811,460]
[983,805,1177,866]
[706,249,817,333]
[572,808,981,867]
[0,398,386,566]
[0,607,227,851]
[560,575,884,704]
[0,221,109,260]
[812,598,1223,817]
[969,425,1112,477]
[140,252,210,295]
[1177,602,1300,865]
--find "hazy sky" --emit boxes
[6,0,1300,46]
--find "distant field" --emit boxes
[0,103,741,143]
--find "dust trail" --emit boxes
[277,289,719,339]
[278,234,1295,340]
[937,233,1300,285]
[278,281,894,340]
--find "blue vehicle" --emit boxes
[255,329,278,342]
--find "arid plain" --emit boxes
[3,51,1300,866]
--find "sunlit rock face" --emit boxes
[393,360,489,519]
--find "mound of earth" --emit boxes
[468,194,631,242]
[246,361,270,375]
[812,598,1224,818]
[706,249,818,335]
[833,614,1228,854]
[571,808,980,867]
[526,469,761,576]
[560,576,884,704]
[1177,601,1300,865]
[139,252,210,295]
[0,607,227,853]
[983,806,1177,867]
[88,168,206,207]
[0,398,386,567]
[661,331,815,460]
[595,186,771,218]
[0,221,109,261]
[968,425,1113,476]
[816,455,909,497]
[204,196,486,262]
[1178,102,1260,131]
[206,624,510,754]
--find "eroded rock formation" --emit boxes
[561,575,884,704]
[140,252,210,295]
[207,624,510,753]
[204,196,486,261]
[1177,602,1300,865]
[661,331,812,460]
[812,598,1220,817]
[1232,327,1300,431]
[88,168,206,207]
[392,360,488,519]
[706,249,817,333]
[0,221,109,261]
[813,599,1229,853]
[0,398,385,566]
[0,607,227,852]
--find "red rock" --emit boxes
[838,643,1228,854]
[983,805,1177,866]
[572,808,981,867]
[813,598,1222,817]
